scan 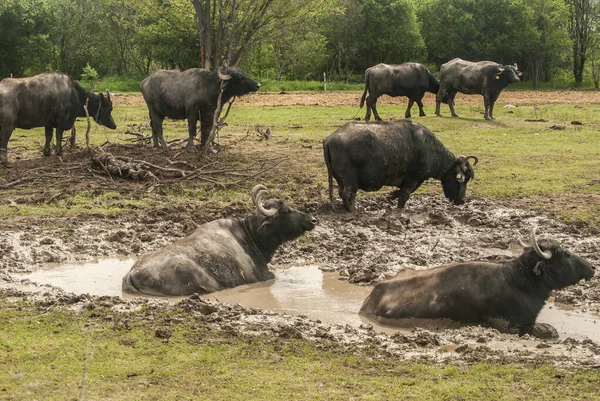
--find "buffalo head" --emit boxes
[494,64,522,84]
[251,185,316,241]
[219,66,261,97]
[441,155,478,205]
[92,89,117,129]
[518,227,595,290]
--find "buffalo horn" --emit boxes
[218,66,232,81]
[530,227,552,259]
[251,184,268,204]
[518,237,528,248]
[458,155,479,176]
[497,65,505,72]
[254,188,278,217]
[513,63,519,70]
[105,89,111,101]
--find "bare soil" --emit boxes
[1,91,600,366]
[113,89,600,107]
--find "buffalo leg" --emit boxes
[199,119,216,154]
[55,128,65,155]
[364,97,372,122]
[44,126,53,156]
[366,96,382,121]
[405,100,414,118]
[187,114,198,152]
[488,92,500,119]
[483,96,492,120]
[416,99,426,117]
[340,183,358,212]
[149,113,166,149]
[447,92,459,118]
[0,125,12,165]
[435,89,447,116]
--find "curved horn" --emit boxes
[251,184,268,204]
[458,155,479,176]
[497,65,505,72]
[530,227,552,259]
[255,189,278,217]
[218,66,232,81]
[518,237,528,248]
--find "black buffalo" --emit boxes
[0,73,117,165]
[122,185,317,296]
[323,121,478,212]
[140,66,260,152]
[360,63,442,121]
[359,227,595,338]
[435,58,522,120]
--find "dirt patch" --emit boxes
[113,90,600,108]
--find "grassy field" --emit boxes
[2,92,600,400]
[2,298,600,401]
[5,96,599,227]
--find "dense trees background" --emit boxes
[1,0,599,87]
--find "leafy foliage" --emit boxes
[0,0,598,86]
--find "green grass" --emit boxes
[3,95,600,227]
[1,299,600,401]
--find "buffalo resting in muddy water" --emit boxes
[0,72,117,165]
[122,185,317,296]
[140,66,260,153]
[360,62,444,121]
[323,120,478,212]
[359,227,595,338]
[435,58,522,120]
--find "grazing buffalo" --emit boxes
[435,58,522,120]
[360,63,443,121]
[323,120,478,212]
[140,66,260,152]
[359,227,595,337]
[0,73,117,165]
[122,185,317,296]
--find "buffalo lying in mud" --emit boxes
[140,66,260,153]
[360,62,443,121]
[323,120,478,212]
[122,185,317,296]
[0,72,117,165]
[359,227,596,338]
[435,58,522,120]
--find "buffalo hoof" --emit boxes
[531,323,559,339]
[419,112,426,117]
[43,149,51,157]
[186,145,197,153]
[0,161,12,169]
[451,114,459,118]
[435,113,442,117]
[405,114,411,119]
[484,116,494,121]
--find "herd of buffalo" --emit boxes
[0,58,595,339]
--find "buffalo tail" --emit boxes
[359,70,370,109]
[323,141,334,207]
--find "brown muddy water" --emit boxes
[15,259,600,342]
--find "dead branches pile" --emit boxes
[91,147,287,187]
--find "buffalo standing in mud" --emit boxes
[140,66,260,152]
[359,227,595,338]
[360,62,443,121]
[435,58,522,120]
[323,120,478,212]
[122,185,317,296]
[0,73,117,165]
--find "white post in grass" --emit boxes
[323,72,327,91]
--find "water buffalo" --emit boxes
[359,227,595,338]
[0,73,117,165]
[122,185,317,296]
[435,58,522,120]
[323,120,478,212]
[360,62,442,121]
[140,66,260,153]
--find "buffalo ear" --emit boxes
[257,220,272,233]
[534,261,544,276]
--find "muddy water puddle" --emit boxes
[12,258,600,342]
